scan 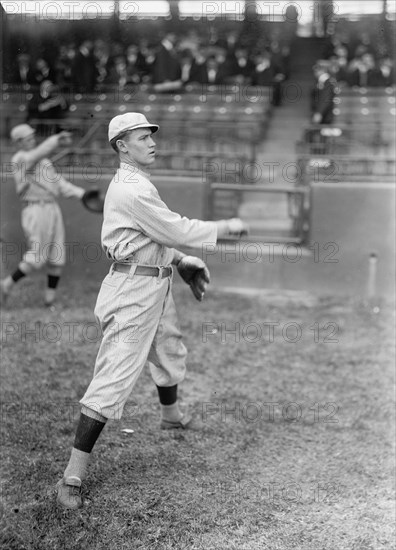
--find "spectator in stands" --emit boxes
[228,44,255,84]
[55,45,75,91]
[137,39,156,83]
[178,29,201,54]
[125,45,142,85]
[27,80,69,135]
[352,33,376,59]
[251,50,275,85]
[214,43,235,81]
[283,4,298,43]
[205,55,230,85]
[311,61,336,124]
[33,58,56,86]
[105,56,128,89]
[376,56,395,87]
[94,40,111,86]
[328,53,348,84]
[71,40,98,93]
[270,40,288,79]
[151,33,182,92]
[183,48,208,86]
[251,50,284,106]
[11,53,35,86]
[187,48,232,86]
[179,49,194,84]
[347,52,378,87]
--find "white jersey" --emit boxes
[102,162,218,265]
[11,135,84,202]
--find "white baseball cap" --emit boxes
[108,113,159,142]
[10,124,36,142]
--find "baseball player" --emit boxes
[0,124,86,307]
[56,112,248,510]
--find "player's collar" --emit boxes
[119,161,151,179]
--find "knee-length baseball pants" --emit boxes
[80,265,187,420]
[21,202,66,269]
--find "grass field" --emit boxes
[1,273,395,550]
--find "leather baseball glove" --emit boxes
[81,188,105,213]
[177,256,210,301]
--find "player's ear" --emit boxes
[116,139,127,152]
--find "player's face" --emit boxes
[20,134,37,151]
[120,128,156,167]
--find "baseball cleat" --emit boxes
[56,476,83,510]
[44,288,56,307]
[160,411,193,430]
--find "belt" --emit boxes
[112,263,172,278]
[22,200,55,206]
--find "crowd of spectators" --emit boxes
[7,28,394,133]
[309,33,394,126]
[9,30,394,102]
[322,33,395,87]
[9,30,292,99]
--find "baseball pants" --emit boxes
[80,265,187,420]
[21,202,66,270]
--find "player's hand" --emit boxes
[58,131,73,146]
[216,218,249,239]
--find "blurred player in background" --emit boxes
[0,125,85,307]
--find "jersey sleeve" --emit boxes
[57,174,85,199]
[132,189,218,248]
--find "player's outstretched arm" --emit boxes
[22,131,73,169]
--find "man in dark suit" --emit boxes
[33,58,56,86]
[228,44,255,84]
[252,51,285,106]
[346,53,378,87]
[71,40,98,93]
[27,80,69,135]
[376,56,395,87]
[311,61,336,124]
[151,33,182,92]
[11,54,35,85]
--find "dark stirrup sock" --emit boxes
[156,384,178,405]
[74,412,107,453]
[47,275,60,289]
[11,268,27,283]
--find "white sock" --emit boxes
[160,402,183,423]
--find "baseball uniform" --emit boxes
[80,162,218,419]
[11,135,84,271]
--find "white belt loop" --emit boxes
[128,263,138,279]
[156,266,164,284]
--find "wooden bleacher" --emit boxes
[333,86,395,153]
[0,83,273,162]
